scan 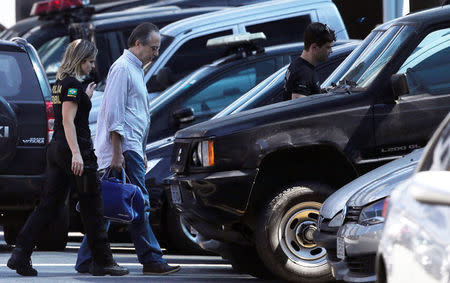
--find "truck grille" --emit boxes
[344,206,362,223]
[170,142,191,173]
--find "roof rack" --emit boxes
[207,32,266,57]
[206,32,266,48]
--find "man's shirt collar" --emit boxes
[124,49,143,69]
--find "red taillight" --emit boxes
[381,196,390,218]
[30,0,84,16]
[46,102,54,143]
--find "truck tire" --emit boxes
[255,182,333,283]
[165,206,205,254]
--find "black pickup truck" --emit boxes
[169,5,450,282]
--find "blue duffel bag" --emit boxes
[76,168,145,224]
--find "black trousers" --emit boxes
[15,140,113,266]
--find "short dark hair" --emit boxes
[128,22,159,48]
[304,22,336,50]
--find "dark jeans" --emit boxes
[75,150,164,270]
[15,140,113,266]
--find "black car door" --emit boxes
[374,25,450,158]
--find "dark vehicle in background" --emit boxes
[146,41,359,252]
[0,0,224,250]
[0,0,225,85]
[169,6,450,282]
[0,38,64,250]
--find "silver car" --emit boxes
[315,148,423,281]
[377,113,450,283]
[334,149,422,282]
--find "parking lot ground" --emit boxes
[0,230,281,283]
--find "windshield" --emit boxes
[214,65,286,119]
[334,25,413,88]
[321,31,383,89]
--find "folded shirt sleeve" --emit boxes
[103,65,128,137]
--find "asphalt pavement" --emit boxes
[0,228,280,283]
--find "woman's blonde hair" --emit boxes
[56,39,97,81]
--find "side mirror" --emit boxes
[410,171,450,206]
[173,107,195,124]
[391,73,409,100]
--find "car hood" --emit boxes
[145,136,175,154]
[320,148,423,219]
[346,162,417,208]
[175,92,336,139]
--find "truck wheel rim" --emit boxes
[180,216,199,244]
[279,201,327,264]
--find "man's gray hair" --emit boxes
[128,22,159,48]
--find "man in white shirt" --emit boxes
[76,22,180,275]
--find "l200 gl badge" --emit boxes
[380,144,420,153]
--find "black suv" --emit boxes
[169,5,450,282]
[145,40,358,253]
[0,38,65,249]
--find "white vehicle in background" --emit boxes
[377,113,450,283]
[89,0,348,123]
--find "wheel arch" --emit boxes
[247,144,358,214]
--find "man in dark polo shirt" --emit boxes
[284,22,336,100]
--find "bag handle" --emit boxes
[101,167,132,184]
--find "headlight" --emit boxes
[192,140,214,167]
[328,210,344,228]
[146,158,162,174]
[358,197,387,226]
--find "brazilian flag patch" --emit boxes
[67,88,78,97]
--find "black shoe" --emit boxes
[143,262,181,275]
[75,261,91,274]
[7,247,37,276]
[89,262,129,276]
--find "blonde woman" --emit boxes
[7,39,128,277]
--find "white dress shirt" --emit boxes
[95,50,150,170]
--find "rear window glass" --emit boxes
[37,36,69,79]
[246,15,311,47]
[0,51,42,101]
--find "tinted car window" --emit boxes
[151,30,233,89]
[181,58,276,115]
[317,55,347,82]
[397,27,450,96]
[0,51,42,101]
[37,36,69,78]
[246,15,311,47]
